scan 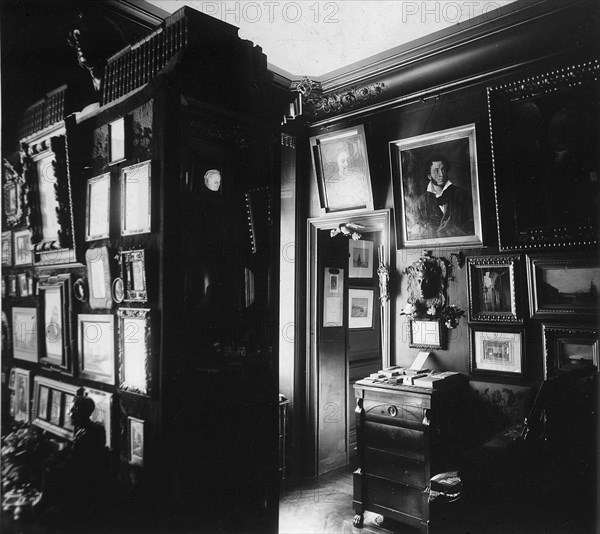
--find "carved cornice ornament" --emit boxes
[306,81,387,118]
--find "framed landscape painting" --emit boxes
[390,123,482,248]
[542,324,598,378]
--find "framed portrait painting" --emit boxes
[310,125,374,214]
[467,255,522,323]
[488,60,599,250]
[470,325,525,378]
[542,324,598,378]
[527,255,599,319]
[390,123,482,248]
[348,288,374,330]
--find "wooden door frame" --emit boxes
[306,209,391,476]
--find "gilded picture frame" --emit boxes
[121,249,147,302]
[86,247,113,310]
[118,307,152,396]
[85,173,110,241]
[542,323,599,379]
[121,160,151,236]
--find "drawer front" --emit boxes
[364,421,426,460]
[363,396,430,425]
[364,448,426,487]
[364,475,424,519]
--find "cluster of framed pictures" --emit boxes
[2,228,32,266]
[348,240,375,330]
[85,159,152,241]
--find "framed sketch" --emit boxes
[21,136,75,263]
[85,173,110,241]
[109,117,126,164]
[348,288,374,329]
[8,275,18,297]
[118,308,152,396]
[409,319,446,350]
[12,307,38,362]
[77,314,116,385]
[470,325,525,378]
[128,417,144,466]
[542,324,599,378]
[86,247,113,310]
[17,273,29,297]
[3,158,25,228]
[527,255,599,318]
[85,387,113,448]
[348,240,373,278]
[390,123,482,248]
[310,125,373,213]
[9,368,16,389]
[13,228,31,266]
[467,255,522,323]
[2,231,12,266]
[488,61,599,250]
[323,267,344,327]
[38,273,72,373]
[121,160,151,236]
[32,376,78,440]
[13,368,31,423]
[121,249,147,302]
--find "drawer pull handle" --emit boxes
[387,405,398,417]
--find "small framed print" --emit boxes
[8,275,18,297]
[470,325,525,378]
[38,273,72,373]
[121,160,151,236]
[542,324,599,379]
[121,250,147,302]
[9,368,16,389]
[527,255,599,319]
[85,387,113,448]
[467,255,522,323]
[17,273,28,297]
[12,307,38,362]
[118,308,152,396]
[128,417,144,466]
[323,268,344,328]
[2,231,12,266]
[3,158,25,228]
[77,314,116,385]
[109,117,126,164]
[348,240,373,279]
[86,247,113,310]
[410,319,446,350]
[85,173,110,241]
[348,288,374,330]
[310,125,374,214]
[32,376,78,440]
[14,368,31,423]
[13,228,32,266]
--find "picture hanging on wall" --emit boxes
[128,417,144,466]
[77,314,116,385]
[409,319,446,350]
[488,60,599,250]
[348,288,374,329]
[13,368,31,423]
[310,125,374,214]
[86,247,113,310]
[2,231,12,266]
[470,325,525,378]
[84,387,113,448]
[3,158,25,229]
[12,307,38,362]
[85,173,111,241]
[348,240,373,279]
[542,323,599,378]
[390,123,483,248]
[121,249,147,302]
[32,376,78,440]
[13,228,32,266]
[118,308,152,396]
[121,160,151,236]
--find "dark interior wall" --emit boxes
[301,1,599,451]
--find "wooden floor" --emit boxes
[279,465,419,534]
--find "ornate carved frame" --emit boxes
[118,307,152,396]
[3,159,26,228]
[542,323,599,379]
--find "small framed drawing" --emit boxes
[121,160,151,236]
[118,308,152,396]
[310,125,373,213]
[109,117,126,164]
[121,250,147,302]
[86,247,113,310]
[85,173,110,241]
[542,324,599,379]
[467,255,522,323]
[348,288,374,329]
[348,240,373,279]
[13,368,31,423]
[77,314,116,385]
[2,231,12,266]
[8,275,18,297]
[85,387,113,448]
[409,319,446,350]
[9,368,16,389]
[470,325,525,378]
[17,273,28,297]
[32,376,78,440]
[13,228,31,266]
[527,255,599,319]
[38,273,72,373]
[390,123,483,248]
[12,307,38,362]
[128,417,144,466]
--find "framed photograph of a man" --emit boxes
[310,125,373,214]
[390,124,482,248]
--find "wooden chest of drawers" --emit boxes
[352,379,465,533]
